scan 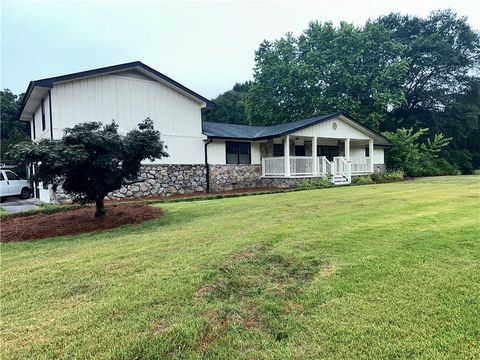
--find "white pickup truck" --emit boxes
[0,170,32,200]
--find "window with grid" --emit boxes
[226,141,251,164]
[273,144,284,157]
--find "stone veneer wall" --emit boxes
[53,162,388,203]
[373,163,387,174]
[209,164,314,191]
[108,164,206,199]
[209,164,264,192]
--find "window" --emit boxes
[226,141,251,164]
[41,99,46,131]
[5,171,20,180]
[273,144,284,157]
[318,146,338,161]
[295,145,305,156]
[0,172,4,181]
[365,146,370,157]
[32,114,36,139]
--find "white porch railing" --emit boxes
[262,156,314,176]
[333,156,351,182]
[262,157,285,176]
[290,156,314,176]
[317,156,333,176]
[350,157,371,173]
[263,156,368,179]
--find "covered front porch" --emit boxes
[261,135,374,180]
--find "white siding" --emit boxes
[208,141,226,164]
[50,73,205,164]
[207,140,261,165]
[32,92,52,141]
[350,144,384,164]
[291,116,371,140]
[251,142,261,164]
[373,148,384,164]
[350,144,366,158]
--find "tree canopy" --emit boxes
[12,119,168,217]
[0,89,29,161]
[207,9,480,173]
[204,82,252,124]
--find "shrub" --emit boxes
[382,127,459,177]
[370,173,382,182]
[352,176,374,185]
[294,177,333,190]
[369,170,405,183]
[382,169,405,181]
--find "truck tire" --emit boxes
[20,187,31,200]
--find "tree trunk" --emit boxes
[95,197,106,218]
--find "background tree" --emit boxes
[0,89,29,161]
[433,79,480,173]
[377,10,480,127]
[206,9,479,173]
[12,119,168,217]
[204,82,252,124]
[376,10,480,172]
[216,22,409,128]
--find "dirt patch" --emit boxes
[196,244,322,302]
[153,319,171,334]
[319,261,337,278]
[0,204,163,243]
[193,244,326,348]
[195,307,261,351]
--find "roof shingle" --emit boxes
[202,112,393,146]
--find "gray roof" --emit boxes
[203,112,393,146]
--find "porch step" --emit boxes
[332,176,351,186]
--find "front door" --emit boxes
[295,145,306,156]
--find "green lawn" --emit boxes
[1,176,479,359]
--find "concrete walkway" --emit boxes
[0,197,43,213]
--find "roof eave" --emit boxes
[203,112,394,146]
[16,81,52,121]
[204,135,257,141]
[17,61,217,121]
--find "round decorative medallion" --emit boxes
[332,122,337,130]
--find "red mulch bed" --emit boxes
[0,204,163,243]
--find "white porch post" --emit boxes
[284,135,290,177]
[345,138,350,160]
[312,136,318,176]
[369,139,374,173]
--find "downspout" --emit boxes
[204,138,212,193]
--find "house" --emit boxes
[17,61,392,202]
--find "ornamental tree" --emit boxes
[12,118,168,217]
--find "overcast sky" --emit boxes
[1,0,479,99]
